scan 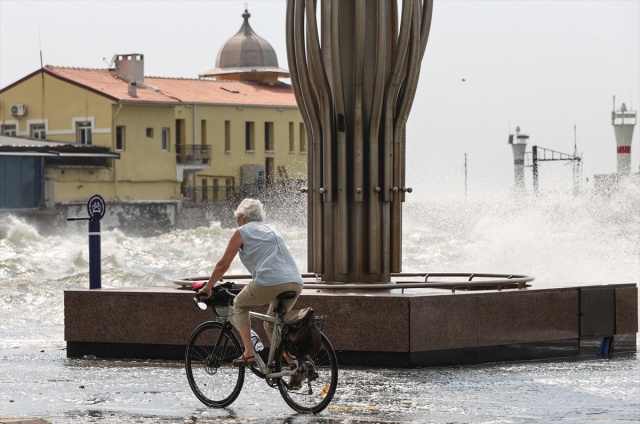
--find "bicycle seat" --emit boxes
[277,291,298,300]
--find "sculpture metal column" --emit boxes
[286,0,433,282]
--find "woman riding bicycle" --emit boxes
[198,198,303,366]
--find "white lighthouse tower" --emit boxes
[508,126,529,192]
[611,99,637,174]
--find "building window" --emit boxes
[175,119,185,145]
[2,124,17,136]
[289,122,294,153]
[146,128,154,138]
[201,120,207,145]
[31,124,46,139]
[77,121,92,145]
[115,126,125,151]
[245,121,255,152]
[299,123,306,153]
[264,122,274,152]
[225,178,232,198]
[213,178,219,201]
[225,120,231,153]
[202,178,209,202]
[161,127,170,151]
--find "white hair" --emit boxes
[234,198,266,222]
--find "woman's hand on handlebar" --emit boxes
[197,285,212,300]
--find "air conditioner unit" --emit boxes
[10,104,27,116]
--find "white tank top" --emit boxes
[237,221,303,287]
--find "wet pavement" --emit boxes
[2,343,639,424]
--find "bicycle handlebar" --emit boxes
[193,281,238,309]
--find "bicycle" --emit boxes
[184,281,338,414]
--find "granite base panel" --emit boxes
[67,342,186,360]
[64,284,638,367]
[67,334,637,367]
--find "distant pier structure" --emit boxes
[508,126,582,194]
[508,126,529,192]
[611,99,637,174]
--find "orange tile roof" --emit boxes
[43,66,298,108]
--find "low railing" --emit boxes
[174,272,535,293]
[182,185,237,203]
[182,180,305,205]
[176,144,211,166]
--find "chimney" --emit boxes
[128,81,137,97]
[115,53,144,85]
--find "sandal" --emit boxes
[232,354,256,366]
[288,364,304,389]
[289,373,304,390]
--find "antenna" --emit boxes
[103,54,117,68]
[39,27,45,119]
[38,28,44,70]
[464,153,468,200]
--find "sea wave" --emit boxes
[1,186,638,336]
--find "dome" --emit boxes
[200,8,289,82]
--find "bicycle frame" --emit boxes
[221,306,297,380]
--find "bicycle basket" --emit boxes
[207,285,242,322]
[210,293,230,322]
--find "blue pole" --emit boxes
[88,219,101,289]
[597,336,613,358]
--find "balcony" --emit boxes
[175,144,211,168]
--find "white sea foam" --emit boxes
[1,184,638,348]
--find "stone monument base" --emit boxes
[64,284,638,367]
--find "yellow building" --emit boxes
[0,9,305,231]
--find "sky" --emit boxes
[1,0,638,199]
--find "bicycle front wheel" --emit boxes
[275,332,338,414]
[185,321,245,407]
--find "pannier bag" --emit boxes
[282,307,322,355]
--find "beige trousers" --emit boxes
[233,281,303,339]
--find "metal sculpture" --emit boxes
[286,0,433,282]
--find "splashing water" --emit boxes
[1,183,638,349]
[404,184,640,286]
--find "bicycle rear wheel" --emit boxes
[275,332,338,414]
[185,321,245,407]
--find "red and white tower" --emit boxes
[611,99,637,174]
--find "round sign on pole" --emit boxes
[87,194,106,221]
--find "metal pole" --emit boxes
[88,219,101,289]
[464,153,468,199]
[532,145,539,193]
[68,194,105,289]
[573,124,579,197]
